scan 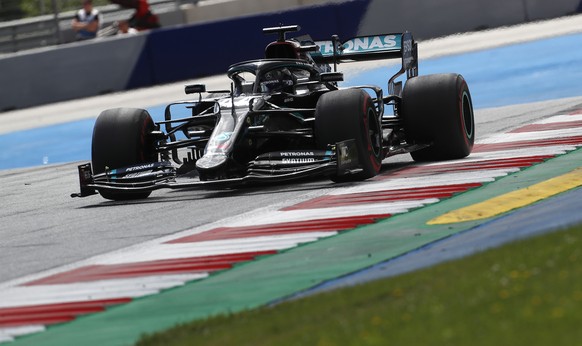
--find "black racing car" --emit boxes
[73,25,475,200]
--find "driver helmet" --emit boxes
[260,68,295,93]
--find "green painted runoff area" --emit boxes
[12,147,582,346]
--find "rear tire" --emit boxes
[92,108,156,200]
[315,89,382,182]
[401,73,475,161]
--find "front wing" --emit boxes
[71,140,360,198]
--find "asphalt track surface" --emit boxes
[2,15,582,344]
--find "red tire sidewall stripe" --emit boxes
[363,94,381,172]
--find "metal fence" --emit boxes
[0,0,186,54]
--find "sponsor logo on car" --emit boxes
[124,172,147,178]
[280,151,315,157]
[214,132,233,142]
[282,158,316,164]
[125,163,155,172]
[316,35,401,56]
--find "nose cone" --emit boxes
[196,153,228,171]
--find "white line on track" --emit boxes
[0,274,205,308]
[535,113,582,124]
[97,232,338,264]
[331,169,512,195]
[428,146,574,163]
[0,326,45,343]
[481,127,582,143]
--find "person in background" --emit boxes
[117,20,138,35]
[71,0,101,40]
[110,0,160,31]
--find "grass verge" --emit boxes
[136,225,582,346]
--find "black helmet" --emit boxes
[260,69,295,93]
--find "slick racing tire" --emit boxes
[92,108,156,200]
[401,73,475,162]
[315,88,382,182]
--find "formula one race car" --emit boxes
[73,25,474,200]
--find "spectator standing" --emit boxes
[110,0,160,31]
[71,0,101,41]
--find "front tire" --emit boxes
[315,89,382,182]
[92,108,156,200]
[401,73,475,161]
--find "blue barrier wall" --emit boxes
[127,0,371,88]
[0,34,149,111]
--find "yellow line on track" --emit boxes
[428,167,582,225]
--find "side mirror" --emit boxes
[185,84,206,95]
[263,25,300,42]
[320,72,344,83]
[298,44,318,52]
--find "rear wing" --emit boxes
[311,32,418,95]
